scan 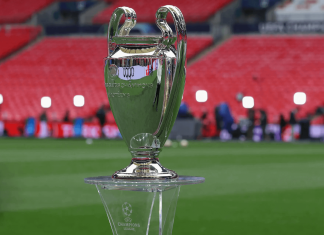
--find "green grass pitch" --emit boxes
[0,138,324,235]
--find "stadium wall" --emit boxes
[1,120,324,141]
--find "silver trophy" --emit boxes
[85,5,204,235]
[105,5,187,179]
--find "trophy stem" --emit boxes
[112,158,178,179]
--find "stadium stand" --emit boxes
[0,0,54,24]
[93,0,234,24]
[0,36,212,121]
[186,36,213,60]
[184,36,324,122]
[275,0,324,22]
[0,26,42,60]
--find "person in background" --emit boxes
[259,109,267,140]
[279,114,287,137]
[214,106,221,133]
[39,111,47,122]
[315,106,324,141]
[96,105,106,137]
[299,113,312,140]
[63,110,70,122]
[177,102,193,119]
[315,106,324,116]
[289,108,298,141]
[200,111,211,138]
[218,103,234,134]
[247,109,255,140]
[289,109,297,125]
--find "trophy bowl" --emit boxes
[105,5,187,179]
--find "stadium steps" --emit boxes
[188,34,230,66]
[0,35,45,64]
[0,26,43,62]
[25,1,58,25]
[79,1,109,25]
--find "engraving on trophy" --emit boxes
[107,93,130,98]
[116,63,159,81]
[109,64,118,76]
[105,83,154,89]
[122,67,134,78]
[118,202,140,231]
[124,217,132,222]
[122,202,132,217]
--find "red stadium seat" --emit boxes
[186,36,213,60]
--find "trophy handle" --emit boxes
[107,7,137,56]
[153,6,187,143]
[156,5,187,56]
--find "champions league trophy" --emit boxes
[85,5,204,234]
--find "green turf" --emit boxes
[0,138,324,235]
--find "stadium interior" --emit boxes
[1,0,324,141]
[1,0,324,235]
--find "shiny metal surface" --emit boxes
[105,5,187,179]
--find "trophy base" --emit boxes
[112,158,178,179]
[84,176,205,235]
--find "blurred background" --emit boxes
[0,0,324,235]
